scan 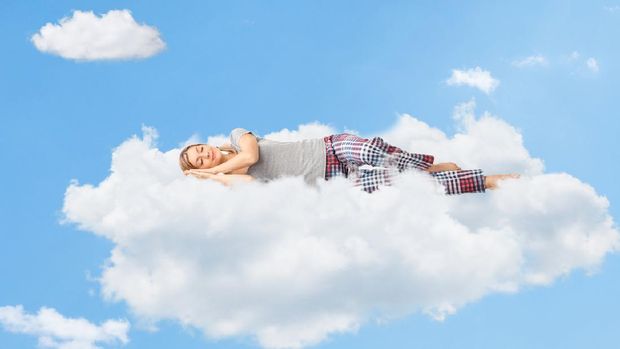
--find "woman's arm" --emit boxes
[204,133,259,174]
[185,170,255,186]
[425,162,461,173]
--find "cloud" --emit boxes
[569,51,580,60]
[0,305,129,349]
[512,55,548,68]
[31,10,165,61]
[565,51,600,74]
[586,57,600,73]
[61,102,619,349]
[446,67,500,94]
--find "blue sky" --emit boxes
[1,1,619,348]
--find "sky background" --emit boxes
[1,0,619,348]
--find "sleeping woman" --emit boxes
[179,128,519,194]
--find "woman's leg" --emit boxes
[330,133,435,172]
[430,169,486,194]
[484,174,521,189]
[351,167,397,193]
[324,135,351,180]
[351,168,488,194]
[327,133,494,195]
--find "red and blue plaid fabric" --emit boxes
[429,169,486,195]
[323,133,486,195]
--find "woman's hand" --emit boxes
[184,170,254,186]
[192,167,221,174]
[425,162,461,173]
[184,169,221,179]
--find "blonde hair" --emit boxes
[178,143,238,172]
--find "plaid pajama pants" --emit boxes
[323,133,486,194]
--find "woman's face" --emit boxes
[186,144,220,169]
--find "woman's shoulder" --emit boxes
[230,127,252,136]
[229,128,258,140]
[229,128,262,151]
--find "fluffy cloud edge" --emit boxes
[0,305,130,349]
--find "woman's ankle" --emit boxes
[485,174,520,190]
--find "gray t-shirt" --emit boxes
[229,128,327,185]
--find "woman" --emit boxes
[178,128,519,194]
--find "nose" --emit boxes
[200,146,209,159]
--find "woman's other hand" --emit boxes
[185,169,219,179]
[185,170,254,186]
[426,162,461,173]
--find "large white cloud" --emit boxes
[31,10,165,61]
[61,101,619,349]
[446,67,500,94]
[0,305,129,349]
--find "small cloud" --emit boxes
[446,67,500,94]
[512,55,548,68]
[0,305,130,349]
[564,52,600,75]
[569,51,580,60]
[586,57,600,73]
[604,5,620,12]
[31,9,165,61]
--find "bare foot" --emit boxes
[484,174,520,190]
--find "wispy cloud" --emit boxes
[512,55,548,68]
[586,57,600,73]
[0,305,129,349]
[446,67,500,94]
[569,51,581,60]
[564,51,600,74]
[604,5,620,13]
[62,103,618,349]
[31,10,165,61]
